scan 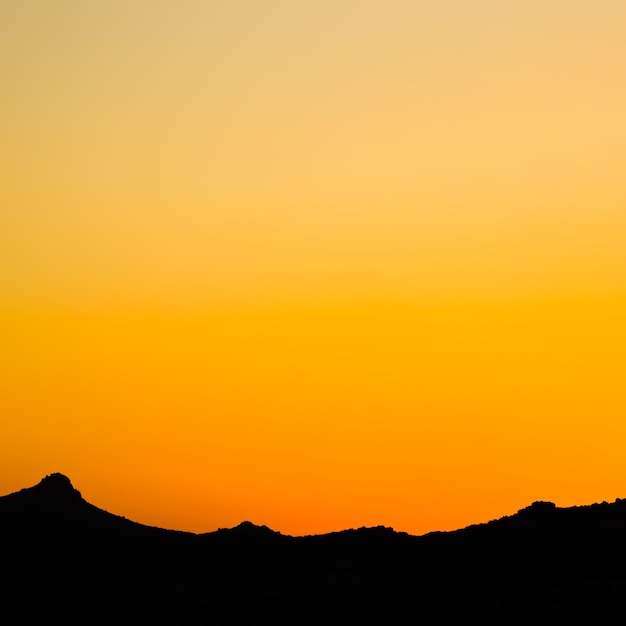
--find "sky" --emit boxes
[1,0,625,536]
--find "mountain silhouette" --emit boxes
[3,475,626,624]
[24,472,81,500]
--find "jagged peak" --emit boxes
[40,472,74,487]
[517,501,557,516]
[32,473,82,500]
[218,520,280,536]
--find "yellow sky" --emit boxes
[1,1,625,535]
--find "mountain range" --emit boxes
[2,473,626,624]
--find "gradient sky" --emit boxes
[2,1,626,535]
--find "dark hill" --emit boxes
[3,475,626,624]
[0,472,191,537]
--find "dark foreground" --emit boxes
[2,474,626,624]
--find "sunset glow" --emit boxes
[2,1,625,535]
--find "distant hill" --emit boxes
[2,474,626,624]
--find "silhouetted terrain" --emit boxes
[3,474,626,624]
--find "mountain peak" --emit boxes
[40,472,73,486]
[33,473,82,501]
[217,520,280,538]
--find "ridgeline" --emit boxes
[2,474,626,624]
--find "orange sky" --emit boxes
[1,1,625,535]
